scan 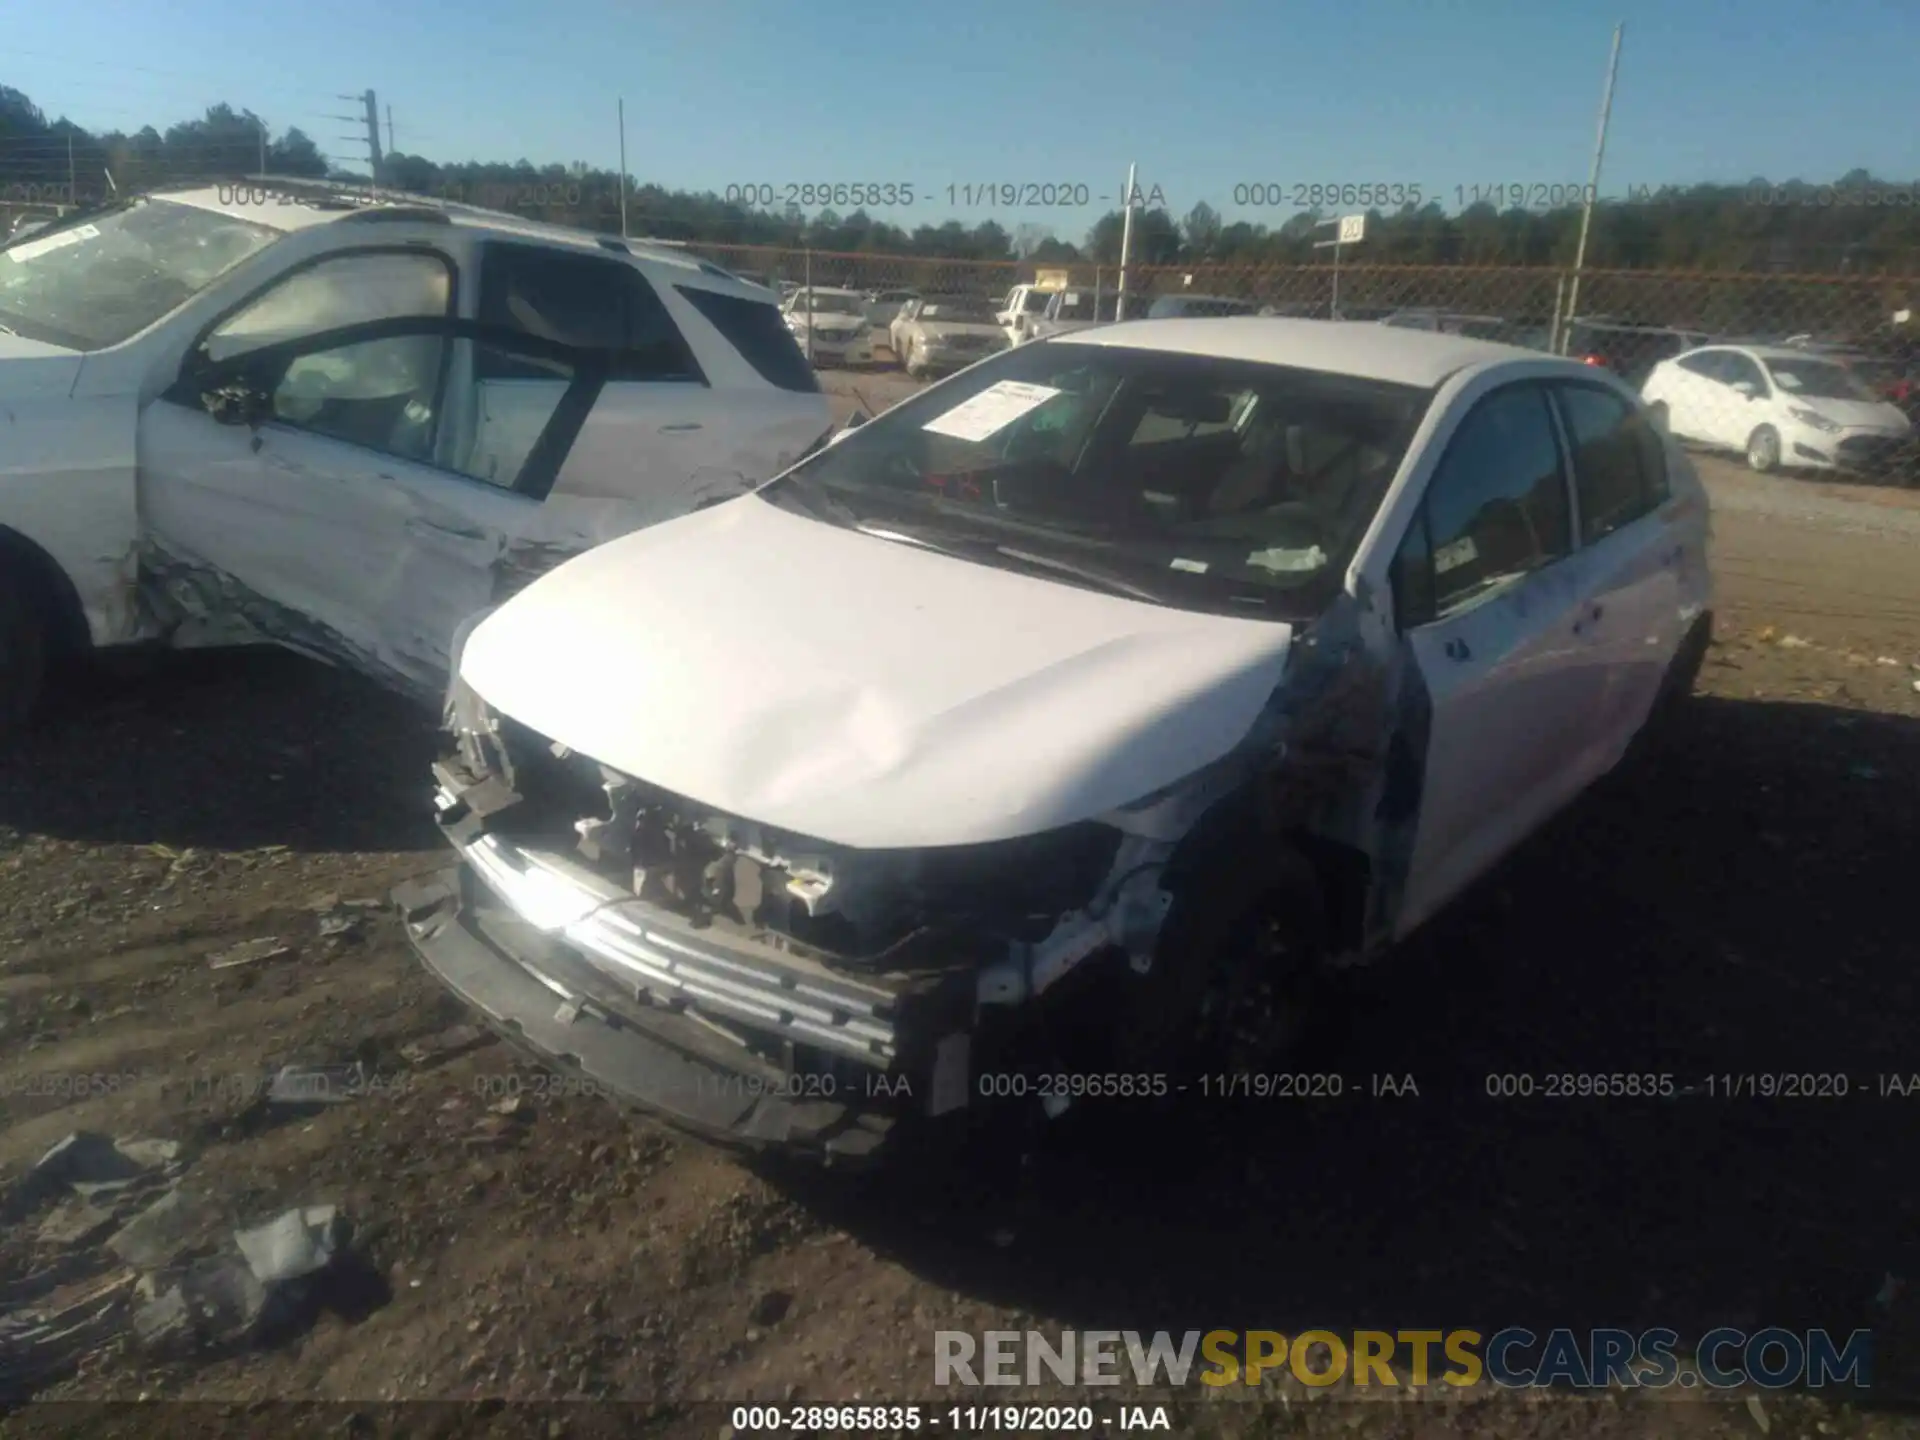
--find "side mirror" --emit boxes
[202,378,270,427]
[1731,380,1758,398]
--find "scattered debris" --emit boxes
[1746,1393,1771,1433]
[0,1269,138,1385]
[35,1200,119,1250]
[1875,1272,1904,1310]
[108,1188,223,1270]
[487,1095,529,1118]
[399,1023,491,1069]
[235,1205,346,1284]
[18,1132,185,1210]
[1876,656,1901,667]
[1848,763,1881,781]
[128,1204,352,1358]
[316,910,362,940]
[208,937,292,970]
[1777,634,1812,650]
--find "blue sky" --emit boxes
[8,0,1918,238]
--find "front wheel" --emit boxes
[0,573,48,745]
[1118,849,1330,1079]
[1746,424,1781,473]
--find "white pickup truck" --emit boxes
[994,283,1055,346]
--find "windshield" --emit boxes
[762,339,1432,618]
[1021,291,1051,313]
[918,297,997,322]
[796,292,865,316]
[1450,317,1507,340]
[0,199,280,351]
[1767,357,1874,401]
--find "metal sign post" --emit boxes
[1313,213,1366,319]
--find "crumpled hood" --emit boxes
[0,334,84,400]
[459,494,1296,849]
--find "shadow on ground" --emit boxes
[0,650,444,856]
[778,694,1920,1400]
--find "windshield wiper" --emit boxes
[852,520,1166,602]
[989,545,1169,602]
[767,469,862,526]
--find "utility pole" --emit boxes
[257,118,267,179]
[386,105,395,155]
[1560,23,1624,353]
[1116,161,1138,321]
[66,133,75,207]
[330,90,383,194]
[617,98,630,238]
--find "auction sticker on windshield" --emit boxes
[922,380,1062,442]
[3,224,99,263]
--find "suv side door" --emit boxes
[137,245,609,697]
[1385,381,1599,939]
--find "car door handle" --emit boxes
[658,422,703,433]
[1444,637,1471,661]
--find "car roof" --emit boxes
[149,179,738,284]
[795,286,864,297]
[1056,317,1558,387]
[1707,343,1846,364]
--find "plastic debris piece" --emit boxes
[208,937,291,970]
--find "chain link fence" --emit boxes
[677,242,1919,486]
[5,181,1913,485]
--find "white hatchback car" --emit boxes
[1640,343,1915,474]
[0,181,834,737]
[405,319,1712,1162]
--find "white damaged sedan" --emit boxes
[402,318,1714,1162]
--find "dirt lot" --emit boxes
[3,369,1920,1438]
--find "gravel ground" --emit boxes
[2,371,1919,1438]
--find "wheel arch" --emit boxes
[0,525,94,659]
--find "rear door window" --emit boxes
[477,243,702,383]
[1552,384,1670,544]
[675,285,820,394]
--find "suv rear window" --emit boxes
[478,243,702,383]
[675,285,821,394]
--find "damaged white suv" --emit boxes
[401,318,1714,1162]
[0,182,832,736]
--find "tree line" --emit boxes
[4,83,1918,274]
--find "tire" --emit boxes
[1117,845,1330,1078]
[0,572,48,745]
[1745,424,1781,473]
[1623,610,1713,766]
